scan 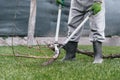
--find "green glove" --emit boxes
[91,2,102,15]
[56,0,64,6]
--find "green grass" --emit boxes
[0,45,120,80]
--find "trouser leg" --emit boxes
[89,1,105,42]
[67,0,93,42]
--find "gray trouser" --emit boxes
[67,0,105,42]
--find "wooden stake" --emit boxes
[27,0,37,46]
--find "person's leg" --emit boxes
[89,1,105,63]
[62,0,92,61]
[62,0,84,61]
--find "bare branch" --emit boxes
[0,53,52,59]
[46,43,120,59]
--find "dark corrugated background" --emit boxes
[0,0,120,37]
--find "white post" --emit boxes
[27,0,37,46]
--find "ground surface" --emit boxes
[0,36,120,46]
[0,45,120,80]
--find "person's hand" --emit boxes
[56,0,64,6]
[91,2,102,15]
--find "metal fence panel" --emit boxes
[0,0,120,37]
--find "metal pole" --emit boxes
[55,5,62,43]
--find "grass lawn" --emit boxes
[0,45,120,80]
